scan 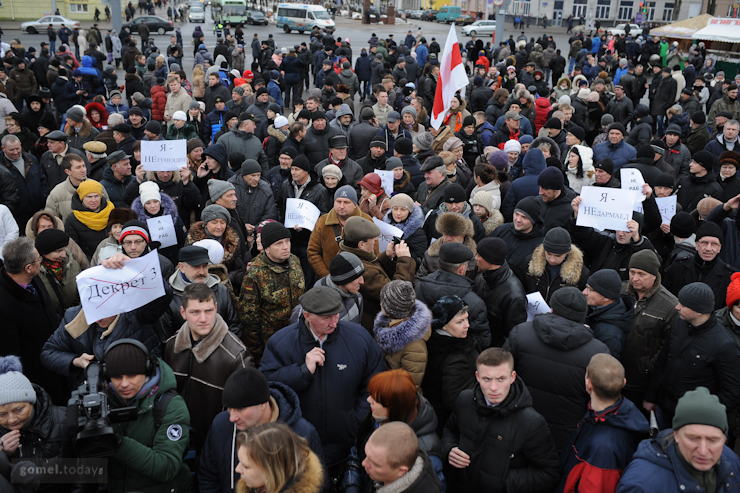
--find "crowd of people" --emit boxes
[1,12,740,493]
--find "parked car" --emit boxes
[420,9,438,21]
[246,9,268,25]
[605,23,641,36]
[462,20,497,35]
[456,14,477,25]
[122,16,175,35]
[21,15,79,34]
[188,6,206,22]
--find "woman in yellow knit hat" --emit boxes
[63,179,115,259]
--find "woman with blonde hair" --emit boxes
[235,423,323,493]
[192,64,206,101]
[155,54,168,78]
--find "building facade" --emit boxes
[1,0,108,22]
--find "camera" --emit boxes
[67,363,137,458]
[392,236,402,245]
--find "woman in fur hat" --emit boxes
[85,101,109,130]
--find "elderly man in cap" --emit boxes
[227,158,276,241]
[1,134,48,228]
[198,367,323,493]
[415,156,453,214]
[617,387,740,492]
[83,139,110,180]
[373,111,412,159]
[217,113,268,176]
[592,123,637,172]
[100,149,134,207]
[644,281,740,428]
[417,241,490,347]
[304,111,342,165]
[260,285,384,477]
[308,185,376,279]
[619,250,678,410]
[39,130,88,189]
[239,222,305,362]
[112,122,136,157]
[64,106,100,151]
[338,215,416,329]
[164,282,252,453]
[356,137,388,175]
[504,287,610,452]
[315,134,364,186]
[350,107,380,161]
[423,183,486,243]
[159,245,241,342]
[291,251,365,326]
[583,269,634,359]
[46,153,110,221]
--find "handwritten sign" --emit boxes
[284,198,321,231]
[633,196,677,225]
[621,169,645,202]
[141,140,187,171]
[374,169,394,198]
[526,291,551,321]
[372,218,404,252]
[76,250,165,325]
[147,215,177,248]
[577,186,635,232]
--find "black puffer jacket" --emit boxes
[442,380,560,493]
[491,223,545,278]
[645,314,740,419]
[303,124,341,165]
[416,270,491,349]
[663,253,738,311]
[503,312,610,451]
[472,262,528,347]
[541,189,578,231]
[675,170,723,212]
[421,330,479,435]
[585,294,634,359]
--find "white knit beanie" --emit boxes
[0,356,36,407]
[471,190,494,214]
[139,181,161,205]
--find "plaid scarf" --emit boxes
[42,258,64,282]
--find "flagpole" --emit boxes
[430,23,470,129]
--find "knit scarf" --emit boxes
[676,443,717,493]
[204,228,223,241]
[73,200,114,231]
[42,258,64,282]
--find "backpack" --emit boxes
[153,389,196,466]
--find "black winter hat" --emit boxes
[393,136,413,155]
[692,150,715,172]
[678,282,715,314]
[670,212,695,239]
[104,341,149,378]
[696,221,724,244]
[222,368,270,409]
[443,184,467,203]
[537,166,564,190]
[550,287,588,322]
[691,111,706,124]
[514,196,542,224]
[543,227,571,255]
[477,237,507,265]
[567,125,585,143]
[292,154,311,172]
[260,222,291,249]
[35,228,69,256]
[608,122,626,135]
[330,251,365,285]
[628,250,661,277]
[594,158,614,175]
[439,242,474,264]
[655,172,675,189]
[431,295,468,331]
[587,269,622,300]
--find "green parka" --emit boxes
[166,122,199,141]
[38,250,82,323]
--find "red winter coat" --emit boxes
[534,97,552,134]
[150,84,167,122]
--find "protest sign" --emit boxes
[284,198,321,231]
[657,196,677,225]
[373,218,404,252]
[146,215,177,248]
[577,186,635,232]
[76,250,165,325]
[140,140,187,172]
[374,169,394,198]
[621,168,645,202]
[526,291,551,321]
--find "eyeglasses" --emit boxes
[25,256,43,267]
[122,239,146,247]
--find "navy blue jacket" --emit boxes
[584,295,634,360]
[260,318,384,467]
[501,148,546,222]
[100,164,135,208]
[197,381,324,493]
[40,280,172,389]
[281,55,305,84]
[615,429,740,493]
[592,139,637,172]
[354,53,373,82]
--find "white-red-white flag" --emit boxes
[430,23,469,130]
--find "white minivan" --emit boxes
[277,3,335,33]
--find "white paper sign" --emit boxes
[141,140,188,171]
[76,250,166,325]
[372,217,404,252]
[632,196,677,225]
[526,291,551,321]
[577,186,635,232]
[147,215,177,248]
[284,198,321,231]
[621,168,646,202]
[374,169,394,198]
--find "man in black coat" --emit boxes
[675,150,723,213]
[472,238,527,347]
[443,348,560,492]
[651,67,678,137]
[504,287,610,451]
[536,167,578,231]
[644,282,740,428]
[491,195,544,270]
[663,221,737,311]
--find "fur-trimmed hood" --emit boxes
[131,190,180,222]
[527,243,585,284]
[236,450,324,493]
[267,123,288,143]
[373,300,432,354]
[384,205,424,238]
[26,209,65,239]
[64,117,96,138]
[531,135,561,161]
[480,209,504,236]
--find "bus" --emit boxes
[211,0,248,25]
[276,3,335,33]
